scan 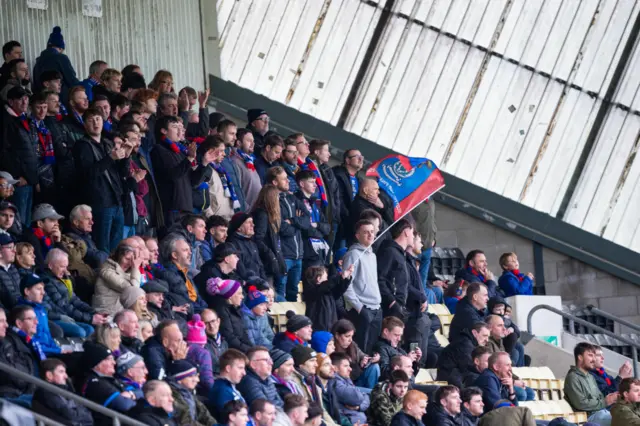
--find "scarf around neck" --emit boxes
[11,326,47,361]
[468,267,486,283]
[511,269,525,282]
[594,368,613,386]
[161,135,188,155]
[212,163,240,210]
[237,148,256,172]
[298,157,327,207]
[32,227,53,255]
[32,117,55,164]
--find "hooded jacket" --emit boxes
[377,240,410,317]
[342,243,381,312]
[436,328,480,388]
[209,296,253,352]
[563,366,607,415]
[279,192,311,260]
[33,48,80,104]
[611,400,640,426]
[448,296,487,342]
[329,373,370,424]
[367,381,404,426]
[241,304,274,348]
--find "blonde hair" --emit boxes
[499,252,516,270]
[100,68,122,83]
[96,324,121,352]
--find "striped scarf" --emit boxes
[161,135,188,155]
[298,157,327,207]
[212,163,240,210]
[32,227,53,256]
[11,326,47,361]
[237,149,256,172]
[33,117,56,165]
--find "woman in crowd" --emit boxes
[92,243,142,316]
[332,319,380,389]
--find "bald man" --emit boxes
[130,380,176,425]
[348,178,392,249]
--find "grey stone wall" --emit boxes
[434,203,640,333]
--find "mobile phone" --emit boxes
[409,343,419,353]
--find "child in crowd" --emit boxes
[241,285,274,348]
[14,242,36,277]
[302,264,354,332]
[139,320,153,341]
[498,252,534,297]
[444,279,468,314]
[185,314,215,397]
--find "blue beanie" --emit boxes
[245,285,268,310]
[48,26,65,50]
[310,331,333,354]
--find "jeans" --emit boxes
[12,185,33,227]
[92,206,124,253]
[514,386,536,401]
[511,341,526,367]
[354,364,380,389]
[281,258,303,302]
[123,225,136,239]
[54,320,95,338]
[5,394,33,408]
[419,248,432,289]
[587,409,611,426]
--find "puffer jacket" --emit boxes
[279,192,311,260]
[241,304,274,348]
[42,270,95,324]
[92,259,141,316]
[329,374,370,424]
[209,296,253,352]
[0,264,20,309]
[227,232,267,281]
[65,227,108,269]
[170,380,217,426]
[611,400,640,426]
[187,343,214,397]
[0,329,38,397]
[204,333,228,376]
[373,337,408,380]
[141,334,171,380]
[448,296,487,342]
[238,368,284,408]
[367,381,403,426]
[32,384,93,426]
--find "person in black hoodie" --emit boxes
[302,264,353,332]
[436,322,490,388]
[423,385,461,426]
[226,212,268,281]
[332,148,364,249]
[404,231,430,366]
[390,390,427,426]
[448,282,489,342]
[129,380,178,426]
[295,170,331,269]
[377,218,414,321]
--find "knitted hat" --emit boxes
[270,348,292,369]
[310,331,333,354]
[143,280,169,294]
[291,345,316,367]
[116,351,143,376]
[228,212,251,235]
[285,311,312,333]
[334,247,348,266]
[20,273,44,294]
[213,243,239,263]
[83,341,112,369]
[206,277,241,299]
[168,360,198,381]
[209,112,226,128]
[47,26,66,49]
[247,108,267,124]
[245,286,267,310]
[120,286,145,310]
[186,314,207,345]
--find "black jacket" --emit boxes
[0,329,38,397]
[210,296,253,352]
[406,254,428,318]
[141,335,172,381]
[377,240,410,317]
[318,162,342,226]
[436,328,479,388]
[423,402,458,426]
[332,165,358,225]
[0,264,20,309]
[462,365,482,389]
[129,399,178,426]
[227,232,267,281]
[121,335,143,355]
[1,106,39,185]
[373,337,408,380]
[279,192,311,260]
[294,190,331,264]
[154,263,207,314]
[42,270,95,324]
[205,333,229,376]
[32,384,94,426]
[254,154,275,185]
[348,195,392,249]
[252,208,287,278]
[448,296,487,342]
[194,261,242,307]
[303,273,351,332]
[390,411,424,426]
[61,114,86,148]
[458,407,479,426]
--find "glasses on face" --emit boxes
[348,154,363,160]
[257,117,269,122]
[204,318,219,326]
[297,141,309,146]
[1,244,15,251]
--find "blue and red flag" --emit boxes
[366,154,445,221]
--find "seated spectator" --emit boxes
[389,390,427,426]
[448,282,488,342]
[241,285,274,348]
[129,380,176,425]
[0,201,21,240]
[93,242,142,316]
[238,346,284,408]
[459,387,484,426]
[141,320,188,380]
[144,279,181,323]
[206,277,253,351]
[487,298,524,365]
[0,232,21,309]
[250,399,278,426]
[564,342,617,425]
[95,322,123,357]
[81,341,137,423]
[455,250,499,298]
[591,345,632,397]
[227,212,269,282]
[329,352,370,424]
[167,360,217,426]
[497,252,534,297]
[423,385,461,426]
[611,377,640,426]
[444,279,468,314]
[367,370,409,426]
[185,314,214,397]
[201,215,227,263]
[462,346,493,388]
[311,331,335,355]
[436,321,490,388]
[209,349,248,418]
[32,358,93,425]
[17,273,61,354]
[273,312,313,353]
[270,348,302,400]
[303,263,353,332]
[474,352,518,413]
[65,204,108,268]
[476,403,536,425]
[374,316,420,379]
[274,394,308,426]
[332,319,381,389]
[139,320,153,341]
[121,285,158,328]
[196,243,242,303]
[201,308,228,376]
[115,351,147,399]
[114,309,143,354]
[22,203,64,270]
[14,241,36,277]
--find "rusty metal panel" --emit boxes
[1,0,204,91]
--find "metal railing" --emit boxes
[31,411,67,426]
[585,305,640,335]
[527,304,640,378]
[0,361,146,426]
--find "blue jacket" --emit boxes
[237,368,284,408]
[199,234,216,264]
[590,369,621,397]
[254,155,275,185]
[448,296,486,342]
[272,332,305,353]
[474,369,518,413]
[455,267,499,299]
[281,161,299,194]
[80,78,99,102]
[208,378,245,419]
[17,297,60,354]
[140,335,171,380]
[329,374,370,424]
[498,271,533,297]
[241,305,274,349]
[33,48,80,104]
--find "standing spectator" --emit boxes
[437,322,490,388]
[255,134,284,184]
[168,360,217,426]
[0,41,22,78]
[227,212,268,281]
[474,352,518,413]
[209,349,248,417]
[498,252,534,297]
[141,320,188,381]
[342,219,382,354]
[121,72,146,100]
[204,135,239,220]
[241,285,274,348]
[1,86,37,225]
[367,370,409,426]
[62,86,90,147]
[348,178,390,247]
[148,70,174,94]
[329,352,370,424]
[411,201,440,299]
[157,92,178,118]
[92,243,141,315]
[591,345,633,397]
[448,282,488,342]
[217,119,246,210]
[0,232,20,309]
[238,346,283,408]
[92,68,122,103]
[246,108,270,154]
[377,219,414,321]
[65,204,108,268]
[459,387,484,426]
[201,308,228,376]
[195,243,242,298]
[114,309,143,354]
[273,313,313,353]
[201,215,227,263]
[205,276,252,352]
[389,390,427,426]
[295,170,331,269]
[332,319,381,389]
[0,59,31,101]
[17,273,61,355]
[281,135,300,193]
[81,60,108,102]
[423,385,461,426]
[233,128,262,209]
[129,380,177,425]
[302,264,352,332]
[611,378,640,426]
[32,27,80,104]
[307,140,341,248]
[403,231,430,365]
[185,314,214,397]
[455,250,499,299]
[332,149,363,250]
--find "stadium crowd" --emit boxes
[0,27,636,426]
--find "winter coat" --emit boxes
[42,270,95,324]
[222,150,246,210]
[241,304,274,348]
[32,384,93,426]
[318,162,342,227]
[348,195,390,247]
[498,271,533,297]
[17,297,60,354]
[272,332,306,353]
[141,335,172,380]
[486,336,505,354]
[254,154,276,185]
[448,296,487,342]
[563,366,607,415]
[128,399,177,426]
[208,377,245,419]
[342,243,381,312]
[303,273,351,332]
[33,48,80,104]
[194,258,242,305]
[61,114,86,148]
[204,333,228,376]
[477,406,535,426]
[279,192,311,260]
[423,402,459,426]
[170,380,217,426]
[227,232,267,281]
[611,400,640,426]
[281,161,300,194]
[590,368,622,397]
[290,370,338,426]
[121,335,143,355]
[295,190,331,264]
[462,366,482,389]
[238,368,284,408]
[204,165,235,219]
[334,342,367,382]
[233,153,262,210]
[155,263,207,314]
[329,374,370,424]
[474,368,518,413]
[252,208,287,278]
[92,259,141,316]
[82,371,136,426]
[210,296,253,352]
[458,407,480,426]
[377,240,410,319]
[0,329,38,397]
[187,343,214,397]
[373,337,408,380]
[436,328,479,388]
[367,381,403,426]
[1,106,39,185]
[58,235,97,292]
[0,264,20,309]
[405,253,428,318]
[389,411,424,426]
[454,267,499,300]
[332,165,359,227]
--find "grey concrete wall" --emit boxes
[434,203,640,333]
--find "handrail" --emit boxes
[527,304,640,378]
[31,410,67,426]
[585,305,640,334]
[0,361,146,426]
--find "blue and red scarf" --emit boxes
[212,163,240,210]
[103,116,113,133]
[298,157,327,207]
[161,135,188,155]
[467,267,486,283]
[32,118,56,165]
[511,269,525,282]
[11,326,47,361]
[594,368,613,386]
[32,227,53,256]
[237,148,256,172]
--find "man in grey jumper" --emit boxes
[343,218,382,354]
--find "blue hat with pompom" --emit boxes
[48,26,65,50]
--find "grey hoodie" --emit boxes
[343,243,381,312]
